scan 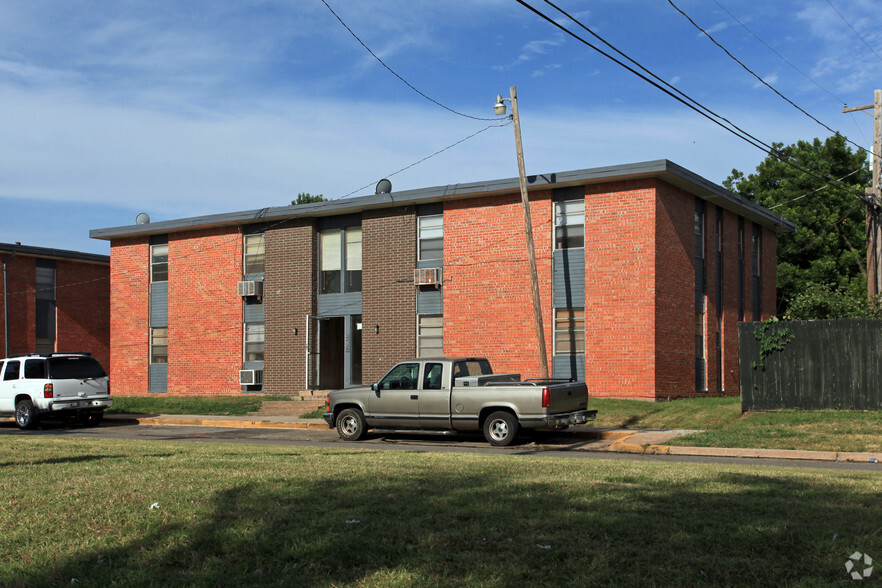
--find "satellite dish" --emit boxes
[135,213,151,225]
[375,179,392,195]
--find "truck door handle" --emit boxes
[410,395,418,400]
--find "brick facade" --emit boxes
[265,219,315,393]
[362,207,417,384]
[1,248,109,370]
[96,162,788,400]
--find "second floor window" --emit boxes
[555,200,585,249]
[244,234,265,274]
[151,244,168,282]
[418,215,443,261]
[320,227,361,294]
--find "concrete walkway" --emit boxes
[102,413,882,464]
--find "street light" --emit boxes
[494,86,550,380]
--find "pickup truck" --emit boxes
[323,357,596,446]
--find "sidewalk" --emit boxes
[103,413,882,464]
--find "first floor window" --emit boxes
[417,315,443,358]
[554,308,585,354]
[151,328,168,364]
[245,323,265,362]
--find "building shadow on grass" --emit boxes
[16,463,882,586]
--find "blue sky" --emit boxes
[1,0,880,254]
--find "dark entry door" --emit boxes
[319,317,345,390]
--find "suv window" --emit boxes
[3,361,20,381]
[46,356,106,380]
[24,359,47,379]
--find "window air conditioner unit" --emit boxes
[414,267,442,286]
[239,369,263,386]
[237,280,264,298]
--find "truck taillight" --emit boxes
[325,395,330,412]
[541,387,550,408]
[44,383,54,399]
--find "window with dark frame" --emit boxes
[417,315,443,358]
[245,323,265,362]
[554,308,585,354]
[151,327,168,364]
[244,234,265,275]
[320,227,362,294]
[554,200,585,249]
[151,244,168,282]
[418,215,443,261]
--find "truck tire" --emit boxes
[336,408,367,441]
[15,399,39,430]
[483,411,519,446]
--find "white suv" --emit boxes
[0,353,112,429]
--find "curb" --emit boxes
[101,415,882,464]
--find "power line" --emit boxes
[319,0,497,121]
[519,0,871,205]
[668,0,880,161]
[824,0,882,64]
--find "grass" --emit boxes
[590,396,882,453]
[106,395,294,417]
[0,436,879,587]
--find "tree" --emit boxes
[291,192,326,205]
[724,135,871,318]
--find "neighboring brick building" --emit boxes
[90,160,793,400]
[0,243,110,371]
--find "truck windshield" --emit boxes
[452,359,493,378]
[47,356,107,380]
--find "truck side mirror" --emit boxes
[371,382,378,392]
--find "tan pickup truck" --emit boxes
[323,357,595,446]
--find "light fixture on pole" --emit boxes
[494,86,550,380]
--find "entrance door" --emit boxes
[319,317,345,390]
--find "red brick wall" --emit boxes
[55,259,110,371]
[167,228,242,395]
[362,208,417,383]
[265,219,316,393]
[110,238,150,395]
[444,190,554,379]
[0,253,36,355]
[721,210,742,394]
[584,180,660,399]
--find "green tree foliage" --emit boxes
[724,135,871,318]
[291,192,326,205]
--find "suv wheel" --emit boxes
[15,399,39,430]
[81,411,104,427]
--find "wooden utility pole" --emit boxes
[497,86,550,379]
[843,89,882,300]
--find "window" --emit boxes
[423,363,444,390]
[752,226,762,320]
[151,244,168,282]
[3,361,20,381]
[151,328,168,364]
[378,363,419,390]
[417,315,443,358]
[554,308,585,354]
[418,215,443,261]
[24,359,46,379]
[452,359,492,379]
[695,199,707,392]
[245,323,265,362]
[244,234,265,275]
[35,264,56,353]
[320,227,362,294]
[555,200,585,249]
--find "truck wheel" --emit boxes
[336,408,367,441]
[15,399,39,430]
[81,411,104,427]
[483,411,519,446]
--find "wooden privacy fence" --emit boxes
[739,318,882,411]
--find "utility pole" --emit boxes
[843,89,882,301]
[495,86,550,379]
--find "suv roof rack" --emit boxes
[6,352,92,359]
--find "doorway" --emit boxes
[316,314,362,389]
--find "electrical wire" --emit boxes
[319,0,498,121]
[668,0,880,161]
[824,0,882,64]
[520,0,871,205]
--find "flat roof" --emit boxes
[0,242,109,265]
[90,159,795,241]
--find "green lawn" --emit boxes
[106,395,293,417]
[1,437,879,586]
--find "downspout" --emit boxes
[3,245,17,357]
